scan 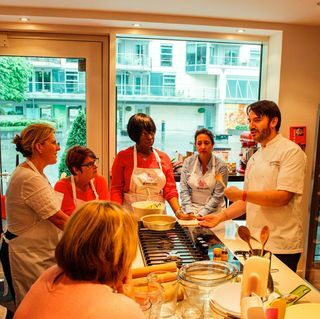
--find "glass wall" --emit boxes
[0,56,86,186]
[116,37,262,169]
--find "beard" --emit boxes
[251,126,271,143]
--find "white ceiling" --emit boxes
[0,0,319,32]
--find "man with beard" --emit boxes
[198,100,307,272]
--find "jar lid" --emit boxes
[178,261,238,288]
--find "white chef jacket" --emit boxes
[244,134,307,254]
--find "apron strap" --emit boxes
[71,175,78,207]
[191,156,199,175]
[71,175,99,207]
[90,179,99,200]
[152,148,163,170]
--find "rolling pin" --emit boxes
[132,271,177,285]
[132,262,177,278]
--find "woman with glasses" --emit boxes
[2,123,69,306]
[54,146,108,215]
[111,113,192,219]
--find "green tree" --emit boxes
[58,111,87,177]
[0,57,33,102]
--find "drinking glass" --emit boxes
[147,271,178,318]
[133,280,163,319]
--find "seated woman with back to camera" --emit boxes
[14,201,145,319]
[54,146,108,215]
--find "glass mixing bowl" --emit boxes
[178,261,238,319]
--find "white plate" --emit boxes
[177,219,199,227]
[285,303,320,319]
[210,282,241,318]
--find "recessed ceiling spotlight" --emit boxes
[132,23,141,27]
[237,29,245,33]
[19,17,30,22]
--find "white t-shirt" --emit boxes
[6,165,60,235]
[244,134,307,254]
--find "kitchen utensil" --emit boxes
[215,173,226,188]
[260,225,270,256]
[237,226,254,254]
[132,262,177,279]
[141,214,176,231]
[241,256,270,298]
[131,201,165,220]
[276,284,311,307]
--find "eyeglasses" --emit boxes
[80,158,99,168]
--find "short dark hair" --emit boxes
[66,146,96,175]
[246,100,281,131]
[194,128,215,144]
[127,113,156,143]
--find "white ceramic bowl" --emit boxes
[141,214,177,231]
[131,201,166,220]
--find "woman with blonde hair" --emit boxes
[1,123,69,306]
[14,201,145,319]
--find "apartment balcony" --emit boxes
[186,55,260,74]
[26,81,86,101]
[117,85,220,103]
[116,53,152,70]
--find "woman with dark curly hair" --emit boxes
[1,123,69,307]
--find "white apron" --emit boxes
[70,175,99,211]
[188,156,225,214]
[123,146,166,211]
[8,160,63,306]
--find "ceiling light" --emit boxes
[236,29,245,33]
[132,23,141,27]
[19,17,30,22]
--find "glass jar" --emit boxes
[178,261,238,319]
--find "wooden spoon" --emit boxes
[215,173,226,188]
[260,225,270,257]
[238,225,254,254]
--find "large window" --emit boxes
[186,42,207,72]
[0,57,86,185]
[161,44,173,67]
[116,36,262,169]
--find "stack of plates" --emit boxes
[210,282,241,318]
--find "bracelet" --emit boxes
[175,209,182,216]
[242,190,248,202]
[221,210,228,221]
